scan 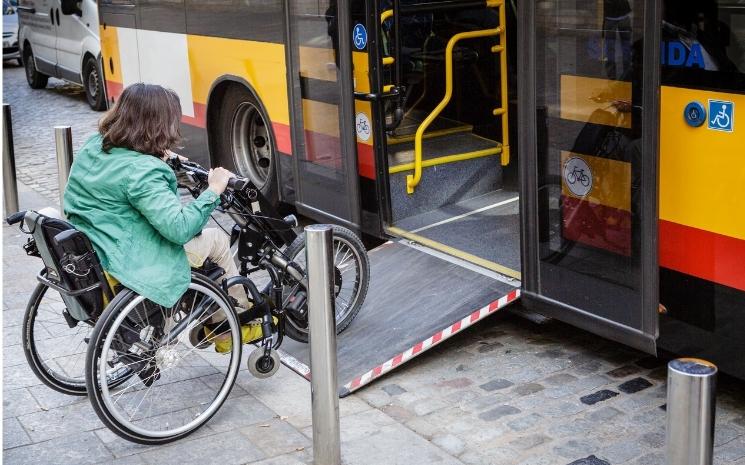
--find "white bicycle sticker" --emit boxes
[355,112,371,141]
[563,157,593,197]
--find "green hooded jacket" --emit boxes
[63,134,220,307]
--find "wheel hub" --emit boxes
[155,347,180,370]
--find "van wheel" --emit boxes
[83,56,106,111]
[213,85,278,205]
[23,47,48,89]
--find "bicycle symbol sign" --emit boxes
[353,24,367,50]
[355,112,371,141]
[708,100,734,132]
[563,157,593,197]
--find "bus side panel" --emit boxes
[658,85,745,378]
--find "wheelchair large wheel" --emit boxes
[22,283,132,395]
[85,273,242,444]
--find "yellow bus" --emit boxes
[97,0,745,392]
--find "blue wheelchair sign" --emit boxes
[353,24,367,50]
[708,100,734,132]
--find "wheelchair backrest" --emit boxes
[23,211,110,321]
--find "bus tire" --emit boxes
[83,55,107,111]
[213,85,278,205]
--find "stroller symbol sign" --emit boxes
[708,100,734,132]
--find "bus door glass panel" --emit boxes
[533,0,655,343]
[287,0,361,227]
[657,1,745,372]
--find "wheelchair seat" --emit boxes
[23,210,113,322]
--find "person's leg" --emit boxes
[184,228,252,310]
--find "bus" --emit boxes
[96,0,745,391]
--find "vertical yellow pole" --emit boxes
[498,0,510,166]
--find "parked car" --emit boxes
[3,0,21,65]
[17,0,105,110]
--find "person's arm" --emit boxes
[125,162,220,245]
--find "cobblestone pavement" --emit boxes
[4,63,745,465]
[3,64,101,205]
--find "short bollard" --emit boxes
[54,126,73,213]
[666,358,717,465]
[3,104,19,215]
[305,225,341,465]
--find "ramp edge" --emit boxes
[343,288,521,394]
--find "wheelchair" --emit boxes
[7,210,254,444]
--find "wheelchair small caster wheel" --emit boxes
[248,347,280,378]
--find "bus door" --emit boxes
[285,0,362,230]
[520,0,660,353]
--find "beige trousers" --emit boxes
[184,228,251,311]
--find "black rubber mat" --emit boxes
[279,241,518,395]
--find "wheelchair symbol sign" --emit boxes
[708,100,734,132]
[353,24,367,50]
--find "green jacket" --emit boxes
[63,134,220,307]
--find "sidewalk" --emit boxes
[4,182,745,465]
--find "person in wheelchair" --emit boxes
[63,82,253,351]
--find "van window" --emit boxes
[662,0,745,92]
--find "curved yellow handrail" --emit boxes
[406,27,502,194]
[381,9,393,23]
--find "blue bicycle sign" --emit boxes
[708,100,734,132]
[353,24,367,50]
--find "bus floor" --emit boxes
[391,189,522,278]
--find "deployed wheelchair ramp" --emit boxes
[279,240,520,396]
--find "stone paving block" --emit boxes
[3,363,44,391]
[436,377,474,390]
[432,433,467,456]
[411,397,451,416]
[140,430,265,465]
[478,405,521,421]
[606,364,641,379]
[631,451,664,465]
[206,393,277,433]
[3,324,22,347]
[356,387,392,408]
[715,438,745,462]
[3,417,32,450]
[3,388,41,419]
[3,343,26,368]
[241,418,310,458]
[247,452,309,465]
[506,412,544,432]
[714,423,744,447]
[380,403,415,423]
[27,384,93,411]
[382,384,407,396]
[585,406,622,422]
[580,390,619,406]
[476,341,503,353]
[479,378,514,392]
[553,439,598,460]
[509,433,551,451]
[334,408,396,443]
[17,400,104,442]
[544,373,579,385]
[638,431,664,449]
[341,423,463,465]
[3,431,114,465]
[543,400,587,418]
[97,456,147,465]
[513,383,545,397]
[618,377,653,394]
[599,438,647,463]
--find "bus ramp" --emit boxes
[278,240,520,396]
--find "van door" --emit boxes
[56,0,93,82]
[18,0,57,73]
[519,0,660,353]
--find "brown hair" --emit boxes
[99,83,182,157]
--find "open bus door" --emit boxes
[518,0,661,354]
[285,0,362,231]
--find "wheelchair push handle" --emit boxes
[6,210,26,226]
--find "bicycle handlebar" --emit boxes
[171,159,250,192]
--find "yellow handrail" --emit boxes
[381,9,395,67]
[495,0,510,166]
[406,26,502,194]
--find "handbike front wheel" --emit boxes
[85,273,242,445]
[282,225,370,343]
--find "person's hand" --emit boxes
[166,150,189,161]
[208,167,234,195]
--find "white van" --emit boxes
[17,0,105,110]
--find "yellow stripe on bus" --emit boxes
[99,25,122,84]
[660,86,745,241]
[560,75,631,129]
[186,35,289,125]
[560,151,631,212]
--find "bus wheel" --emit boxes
[213,85,278,204]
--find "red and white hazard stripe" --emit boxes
[344,288,520,393]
